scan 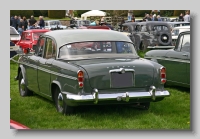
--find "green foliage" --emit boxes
[160,10,174,17]
[40,10,48,17]
[10,10,34,18]
[74,10,90,17]
[48,10,66,19]
[73,11,78,17]
[173,10,186,16]
[33,10,42,17]
[133,10,151,17]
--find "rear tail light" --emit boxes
[160,67,166,84]
[77,70,84,88]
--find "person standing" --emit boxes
[29,15,37,29]
[23,16,28,31]
[178,13,184,21]
[153,14,158,21]
[12,16,18,30]
[38,16,45,29]
[184,11,190,22]
[146,14,152,21]
[131,15,135,22]
[18,19,24,35]
[157,15,162,21]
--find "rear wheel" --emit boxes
[18,71,33,96]
[53,87,74,115]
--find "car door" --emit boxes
[25,37,46,93]
[163,33,190,85]
[37,37,56,96]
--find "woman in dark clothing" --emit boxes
[179,13,184,21]
[131,15,135,22]
[23,16,28,31]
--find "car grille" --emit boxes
[110,72,134,88]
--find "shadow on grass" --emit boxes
[31,92,150,117]
[165,84,190,94]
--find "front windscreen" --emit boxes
[59,41,138,60]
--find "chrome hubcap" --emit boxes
[20,78,25,94]
[58,93,63,111]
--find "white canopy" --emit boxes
[81,10,106,20]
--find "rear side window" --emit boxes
[176,33,190,52]
[181,34,190,52]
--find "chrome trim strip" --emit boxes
[147,46,175,49]
[144,56,190,64]
[20,62,77,80]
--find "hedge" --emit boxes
[48,10,66,18]
[132,10,151,17]
[40,10,48,17]
[10,10,34,18]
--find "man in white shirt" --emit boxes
[184,11,190,22]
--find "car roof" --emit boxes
[145,21,171,25]
[167,21,190,24]
[23,29,50,33]
[173,26,190,29]
[43,29,132,47]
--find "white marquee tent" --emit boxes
[81,10,106,20]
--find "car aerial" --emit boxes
[16,29,50,51]
[44,20,67,30]
[171,26,190,46]
[144,31,190,88]
[14,29,170,115]
[123,21,173,51]
[10,26,21,44]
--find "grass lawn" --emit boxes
[10,53,190,129]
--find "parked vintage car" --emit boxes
[167,21,190,31]
[14,29,170,115]
[123,21,174,51]
[171,26,190,45]
[16,29,51,51]
[10,41,18,58]
[144,31,190,88]
[10,26,21,44]
[87,25,111,30]
[69,20,91,29]
[10,119,29,129]
[160,17,171,22]
[44,20,67,30]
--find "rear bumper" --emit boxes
[64,86,170,106]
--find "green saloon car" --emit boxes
[144,31,190,88]
[14,29,170,115]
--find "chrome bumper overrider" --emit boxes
[65,86,170,104]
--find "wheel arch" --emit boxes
[51,81,62,102]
